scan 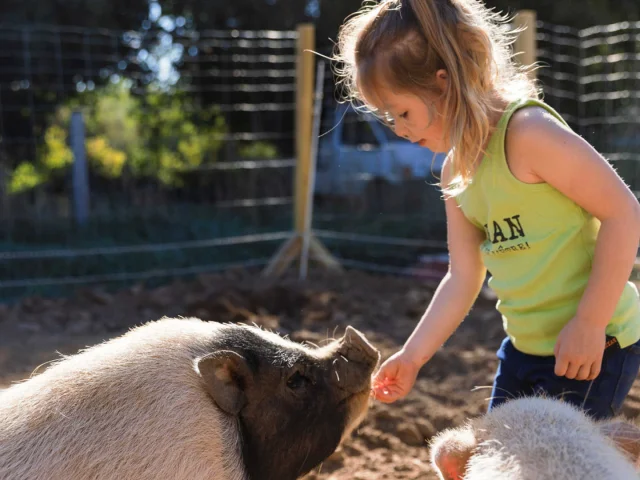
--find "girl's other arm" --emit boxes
[506,107,640,380]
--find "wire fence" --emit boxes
[536,20,640,192]
[1,18,639,301]
[0,24,299,301]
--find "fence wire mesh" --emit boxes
[1,19,639,301]
[536,20,640,192]
[0,24,298,300]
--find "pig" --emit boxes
[0,316,380,480]
[430,396,640,480]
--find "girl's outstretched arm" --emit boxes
[371,156,487,404]
[505,107,640,381]
[401,160,488,367]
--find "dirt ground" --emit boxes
[1,268,639,479]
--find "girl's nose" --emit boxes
[394,123,409,140]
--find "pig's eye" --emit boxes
[286,371,311,390]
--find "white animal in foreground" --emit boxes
[431,396,640,480]
[0,317,380,480]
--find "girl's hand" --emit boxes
[554,317,606,381]
[371,349,422,403]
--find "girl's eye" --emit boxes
[399,111,408,119]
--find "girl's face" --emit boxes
[369,70,450,153]
[377,88,449,153]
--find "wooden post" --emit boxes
[299,59,324,280]
[513,10,538,82]
[262,24,341,278]
[294,23,315,238]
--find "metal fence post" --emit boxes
[70,110,89,226]
[299,59,325,280]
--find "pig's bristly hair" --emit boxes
[0,317,247,480]
[430,395,640,480]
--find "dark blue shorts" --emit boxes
[488,335,640,420]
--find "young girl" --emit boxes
[334,0,640,420]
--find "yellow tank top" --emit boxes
[455,98,640,355]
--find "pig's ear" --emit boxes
[599,420,640,468]
[196,350,252,415]
[429,425,477,480]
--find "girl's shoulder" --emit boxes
[502,102,578,185]
[505,102,575,160]
[504,98,573,140]
[510,105,571,134]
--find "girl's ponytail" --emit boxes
[407,0,495,94]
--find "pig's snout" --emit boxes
[333,326,380,395]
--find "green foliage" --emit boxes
[8,79,228,194]
[8,162,45,194]
[137,90,227,186]
[86,137,127,178]
[8,124,75,194]
[238,141,280,159]
[41,125,75,170]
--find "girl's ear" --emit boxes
[435,69,449,94]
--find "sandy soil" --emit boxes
[1,268,639,479]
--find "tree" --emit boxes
[8,78,227,194]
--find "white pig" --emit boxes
[430,396,640,480]
[0,317,380,480]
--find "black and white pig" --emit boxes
[0,316,380,480]
[430,395,640,480]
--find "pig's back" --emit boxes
[0,318,245,480]
[466,397,639,480]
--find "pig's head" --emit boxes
[195,323,380,480]
[430,396,640,480]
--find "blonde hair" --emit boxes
[333,0,540,194]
